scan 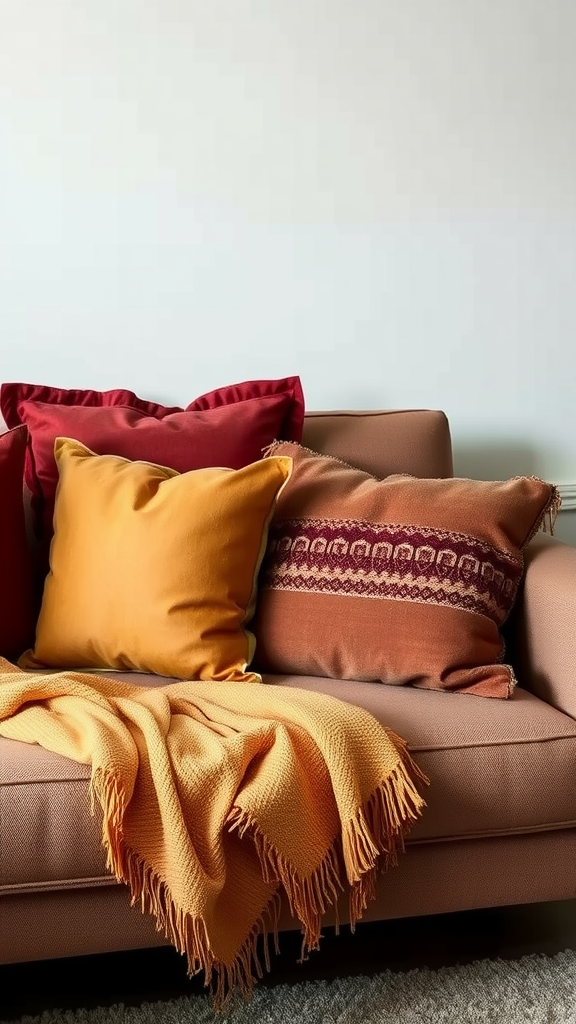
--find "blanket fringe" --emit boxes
[90,730,428,1010]
[347,729,429,926]
[228,803,344,957]
[228,729,429,953]
[90,768,127,859]
[91,768,282,1010]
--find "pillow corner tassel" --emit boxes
[526,483,563,542]
[545,484,563,536]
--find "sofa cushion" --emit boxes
[2,673,576,894]
[0,377,304,547]
[270,675,576,843]
[253,441,560,697]
[302,410,454,480]
[20,439,292,680]
[0,426,35,659]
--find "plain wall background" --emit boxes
[1,0,575,540]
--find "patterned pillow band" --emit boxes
[261,516,522,626]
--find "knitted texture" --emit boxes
[0,660,428,1003]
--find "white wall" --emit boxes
[1,1,575,539]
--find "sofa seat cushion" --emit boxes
[270,676,576,843]
[0,737,101,892]
[2,673,576,895]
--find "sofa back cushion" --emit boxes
[302,409,453,480]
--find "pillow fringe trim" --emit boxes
[525,482,562,542]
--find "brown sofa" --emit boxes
[2,408,576,966]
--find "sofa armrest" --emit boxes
[511,533,576,718]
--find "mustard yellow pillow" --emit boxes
[20,439,292,681]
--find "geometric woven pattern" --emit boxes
[261,517,523,626]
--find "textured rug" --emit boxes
[7,950,576,1024]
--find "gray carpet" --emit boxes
[7,951,576,1024]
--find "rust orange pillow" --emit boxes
[253,442,560,698]
[20,440,291,681]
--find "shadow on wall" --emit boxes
[452,440,540,482]
[553,516,576,546]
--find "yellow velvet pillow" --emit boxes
[20,439,292,681]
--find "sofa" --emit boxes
[1,406,576,970]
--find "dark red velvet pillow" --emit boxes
[0,377,305,545]
[0,426,35,659]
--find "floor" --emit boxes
[2,899,576,1020]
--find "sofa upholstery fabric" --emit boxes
[302,410,454,479]
[3,669,576,895]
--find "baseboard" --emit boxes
[557,483,576,512]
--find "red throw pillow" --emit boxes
[188,376,304,436]
[0,377,305,546]
[0,426,35,659]
[0,382,183,422]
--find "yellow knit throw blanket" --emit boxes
[0,659,428,1002]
